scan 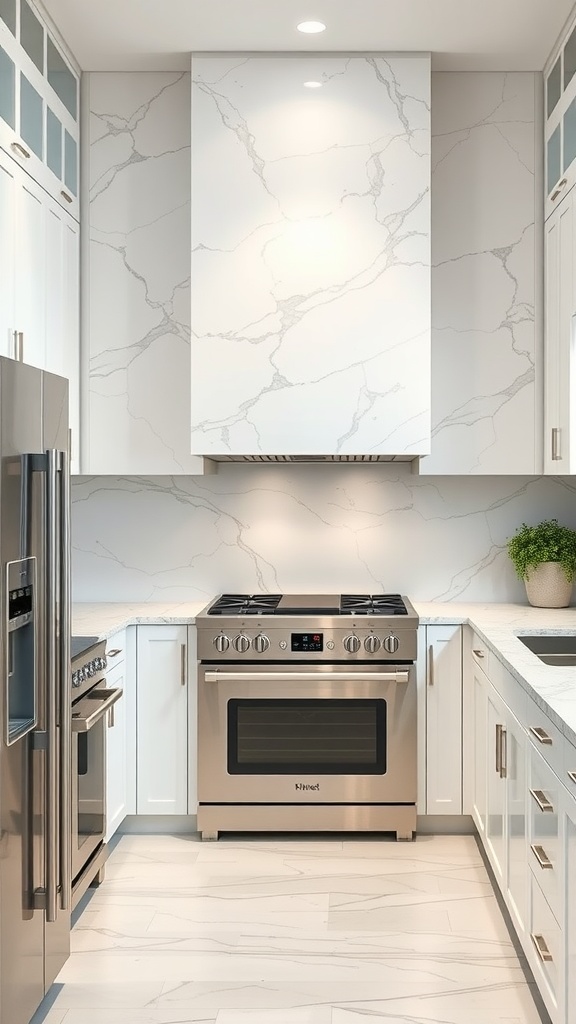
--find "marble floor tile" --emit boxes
[43,834,547,1023]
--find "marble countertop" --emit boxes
[72,598,576,750]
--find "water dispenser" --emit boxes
[5,558,37,745]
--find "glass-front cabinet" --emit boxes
[546,17,576,220]
[0,0,79,219]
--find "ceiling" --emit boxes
[43,0,575,72]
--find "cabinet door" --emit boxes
[0,149,16,357]
[486,687,506,885]
[564,786,576,1024]
[544,185,576,473]
[14,168,46,369]
[471,658,488,836]
[44,193,79,469]
[136,625,188,815]
[505,711,528,938]
[426,625,462,814]
[105,658,127,842]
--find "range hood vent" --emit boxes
[208,454,417,464]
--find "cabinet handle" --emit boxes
[107,704,115,728]
[530,788,554,813]
[531,933,553,963]
[472,648,485,659]
[60,190,73,204]
[552,427,561,461]
[500,726,507,779]
[567,771,576,785]
[495,724,501,774]
[531,843,553,870]
[428,644,434,686]
[551,177,568,202]
[11,141,31,160]
[529,726,553,745]
[181,644,187,686]
[13,331,23,362]
[107,648,123,658]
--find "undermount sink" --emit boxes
[518,634,576,666]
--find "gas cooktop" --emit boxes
[206,594,411,616]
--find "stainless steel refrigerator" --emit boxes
[0,357,71,1024]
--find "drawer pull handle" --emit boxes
[568,771,576,785]
[428,644,434,686]
[529,727,553,745]
[530,788,554,813]
[107,648,122,658]
[11,141,31,159]
[472,648,485,658]
[181,643,187,686]
[531,844,553,869]
[531,933,553,963]
[60,190,73,204]
[496,723,503,775]
[551,177,568,201]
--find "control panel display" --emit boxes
[291,632,323,652]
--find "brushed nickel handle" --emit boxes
[108,703,115,728]
[552,427,561,461]
[530,788,554,813]
[428,644,434,686]
[204,671,410,683]
[14,331,23,361]
[531,843,553,870]
[60,190,73,204]
[530,726,553,745]
[181,643,187,686]
[551,177,568,201]
[568,771,576,785]
[496,723,503,775]
[107,648,122,658]
[472,648,485,658]
[11,141,31,159]
[531,933,553,962]
[500,726,507,779]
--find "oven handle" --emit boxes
[204,671,410,683]
[71,688,123,732]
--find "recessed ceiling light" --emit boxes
[304,81,322,88]
[297,20,326,34]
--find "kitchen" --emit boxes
[1,0,576,1021]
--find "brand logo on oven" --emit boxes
[295,783,320,791]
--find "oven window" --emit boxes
[227,699,386,775]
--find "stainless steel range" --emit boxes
[196,594,418,841]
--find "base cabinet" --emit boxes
[105,657,128,842]
[136,625,189,815]
[424,625,462,814]
[563,786,576,1024]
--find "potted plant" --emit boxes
[507,518,576,607]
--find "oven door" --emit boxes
[71,686,123,883]
[197,663,416,804]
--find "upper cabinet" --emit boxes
[546,17,576,221]
[0,0,79,220]
[190,55,431,461]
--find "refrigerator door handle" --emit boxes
[58,449,71,913]
[45,450,59,924]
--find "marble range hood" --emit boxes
[190,54,431,463]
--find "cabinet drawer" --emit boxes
[526,696,564,778]
[564,737,576,795]
[106,630,126,668]
[528,745,560,924]
[528,873,561,1017]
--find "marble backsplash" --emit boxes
[71,468,576,604]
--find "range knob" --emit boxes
[364,635,381,654]
[72,671,81,688]
[344,634,361,654]
[383,634,399,654]
[253,634,270,654]
[233,634,251,653]
[213,634,230,653]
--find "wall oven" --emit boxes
[196,594,418,840]
[70,638,122,906]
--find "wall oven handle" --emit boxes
[203,671,410,683]
[72,688,123,732]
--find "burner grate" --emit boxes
[340,594,408,615]
[208,594,282,615]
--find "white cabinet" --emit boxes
[485,683,507,886]
[562,779,576,1024]
[105,655,128,842]
[0,144,80,469]
[545,14,576,220]
[505,709,528,939]
[469,649,488,836]
[0,1,80,219]
[424,625,462,814]
[544,183,576,473]
[136,625,189,815]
